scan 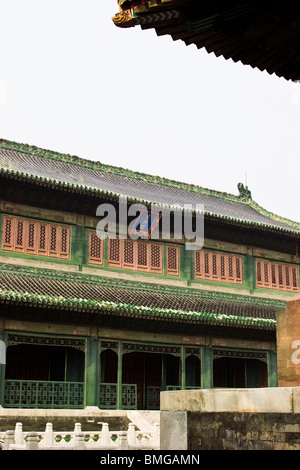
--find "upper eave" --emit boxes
[112,0,300,82]
[0,138,300,236]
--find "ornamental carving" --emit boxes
[112,8,134,27]
[7,333,86,352]
[213,348,267,361]
[122,342,181,356]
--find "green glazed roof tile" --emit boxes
[0,139,299,235]
[0,263,282,329]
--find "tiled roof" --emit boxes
[112,0,300,82]
[0,263,282,329]
[0,139,299,235]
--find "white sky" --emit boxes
[1,1,300,223]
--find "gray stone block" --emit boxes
[160,411,187,450]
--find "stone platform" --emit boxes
[160,387,300,450]
[0,407,160,433]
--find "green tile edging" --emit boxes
[0,285,277,330]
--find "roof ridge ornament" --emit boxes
[237,182,252,200]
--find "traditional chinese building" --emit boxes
[0,139,299,410]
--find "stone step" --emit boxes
[127,410,159,432]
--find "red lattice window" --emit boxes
[27,221,37,254]
[61,227,69,258]
[107,238,162,274]
[2,217,14,251]
[37,223,47,256]
[123,240,135,270]
[166,245,179,276]
[1,216,70,260]
[195,250,243,284]
[256,259,299,292]
[137,241,148,270]
[108,238,121,268]
[149,243,162,273]
[88,231,103,265]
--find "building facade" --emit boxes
[0,139,299,410]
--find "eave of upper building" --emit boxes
[112,0,300,82]
[0,262,281,330]
[0,139,299,237]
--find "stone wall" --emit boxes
[187,411,300,450]
[160,388,300,450]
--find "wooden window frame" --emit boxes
[256,259,299,292]
[1,215,70,260]
[88,231,104,266]
[194,249,243,285]
[149,243,163,274]
[2,216,14,251]
[108,238,122,268]
[107,238,163,274]
[166,244,179,276]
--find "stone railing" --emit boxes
[0,421,160,450]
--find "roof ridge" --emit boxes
[247,198,300,231]
[0,138,248,203]
[0,138,299,231]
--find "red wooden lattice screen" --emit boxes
[256,259,298,292]
[194,249,243,284]
[166,245,179,276]
[2,216,70,259]
[88,231,103,265]
[107,238,163,274]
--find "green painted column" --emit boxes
[117,341,123,409]
[245,254,255,294]
[201,346,213,389]
[161,355,167,391]
[73,225,86,269]
[181,347,186,390]
[0,331,6,406]
[267,351,278,387]
[85,336,100,407]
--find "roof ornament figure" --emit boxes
[237,182,252,200]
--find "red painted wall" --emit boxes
[276,294,300,387]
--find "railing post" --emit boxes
[26,432,39,450]
[101,423,110,447]
[117,432,128,450]
[44,423,54,447]
[74,422,82,434]
[15,422,24,445]
[127,423,136,446]
[74,432,86,450]
[3,430,15,450]
[74,422,82,445]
